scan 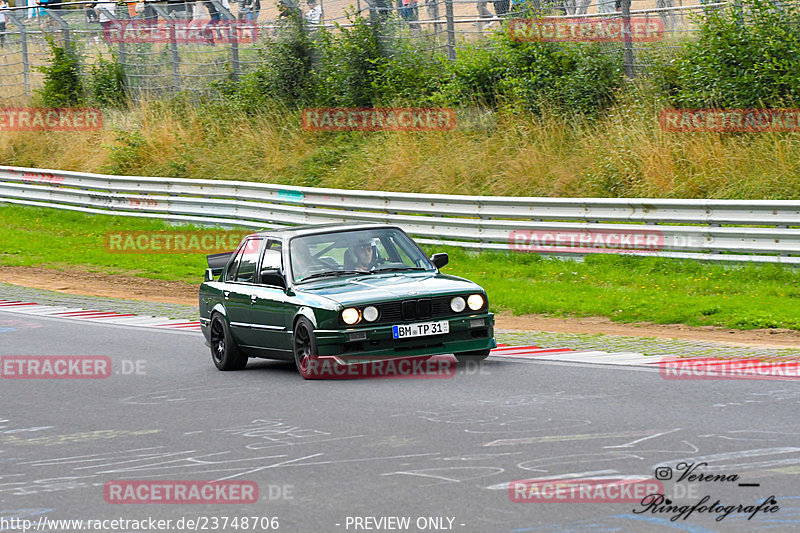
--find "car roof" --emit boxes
[247,223,403,241]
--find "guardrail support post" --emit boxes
[621,0,635,78]
[230,29,240,82]
[444,0,456,62]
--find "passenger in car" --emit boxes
[292,242,318,280]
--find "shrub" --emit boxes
[437,28,623,116]
[370,35,449,105]
[87,54,128,108]
[231,7,317,108]
[36,38,85,107]
[314,15,387,107]
[655,0,800,107]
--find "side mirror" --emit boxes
[204,268,215,282]
[431,253,449,269]
[260,269,286,288]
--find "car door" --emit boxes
[225,237,264,346]
[248,239,292,357]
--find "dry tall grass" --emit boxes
[2,98,799,199]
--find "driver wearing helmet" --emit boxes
[348,239,377,271]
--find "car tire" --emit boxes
[209,313,248,371]
[454,349,490,363]
[293,317,319,379]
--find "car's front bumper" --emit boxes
[312,313,495,360]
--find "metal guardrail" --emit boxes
[1,165,799,263]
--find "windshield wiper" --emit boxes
[298,270,374,282]
[373,266,428,273]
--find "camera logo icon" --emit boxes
[655,467,673,480]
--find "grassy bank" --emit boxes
[3,99,800,200]
[2,204,799,330]
[8,1,800,199]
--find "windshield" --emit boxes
[290,228,435,283]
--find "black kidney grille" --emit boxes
[401,300,416,319]
[370,296,479,325]
[375,297,454,323]
[377,302,402,322]
[348,297,472,326]
[417,299,432,318]
[432,298,450,315]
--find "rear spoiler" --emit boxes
[206,251,234,278]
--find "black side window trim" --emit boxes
[225,246,245,282]
[232,237,264,284]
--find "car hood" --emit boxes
[295,272,483,307]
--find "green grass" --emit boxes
[444,247,800,330]
[0,205,211,284]
[2,204,799,330]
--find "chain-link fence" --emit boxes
[0,0,726,103]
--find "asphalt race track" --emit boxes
[2,309,800,533]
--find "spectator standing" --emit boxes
[574,0,591,14]
[280,0,301,17]
[238,0,256,21]
[304,0,321,24]
[425,0,442,32]
[36,0,61,34]
[493,0,509,16]
[476,0,492,31]
[399,0,419,30]
[204,0,221,42]
[166,0,191,19]
[657,0,675,29]
[0,0,7,47]
[96,0,117,42]
[142,0,159,25]
[597,0,615,13]
[86,3,99,23]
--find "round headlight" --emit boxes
[363,306,379,322]
[342,308,361,325]
[450,296,466,313]
[467,294,484,311]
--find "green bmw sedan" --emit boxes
[199,224,495,379]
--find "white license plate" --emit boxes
[392,320,449,339]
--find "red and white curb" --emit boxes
[0,299,653,365]
[490,344,653,367]
[0,299,201,332]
